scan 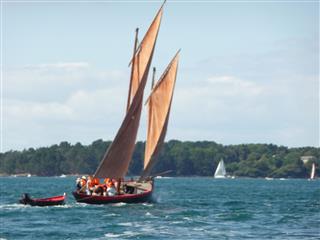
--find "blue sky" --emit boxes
[2,0,319,151]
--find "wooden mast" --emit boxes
[151,67,156,89]
[126,28,139,113]
[122,28,139,190]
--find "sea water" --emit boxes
[0,177,319,239]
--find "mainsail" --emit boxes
[214,159,227,178]
[127,3,164,110]
[141,51,180,178]
[94,4,164,179]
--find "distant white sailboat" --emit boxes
[214,160,227,178]
[310,163,316,180]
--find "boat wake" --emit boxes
[0,203,75,210]
[0,203,29,210]
[75,202,89,207]
[142,203,154,207]
[111,202,127,207]
[53,204,73,208]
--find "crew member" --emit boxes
[76,177,81,190]
[86,176,95,195]
[106,179,116,196]
[79,176,87,193]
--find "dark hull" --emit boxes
[73,180,153,204]
[72,190,152,204]
[19,194,66,207]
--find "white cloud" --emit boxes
[171,75,267,126]
[6,100,73,121]
[5,62,128,102]
[167,71,318,147]
[24,62,90,71]
[207,75,264,97]
[3,63,130,151]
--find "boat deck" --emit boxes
[124,181,152,192]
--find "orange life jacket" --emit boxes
[102,177,116,188]
[88,180,95,188]
[93,178,100,186]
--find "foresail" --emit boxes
[94,4,163,179]
[141,51,180,178]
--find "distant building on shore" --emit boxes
[300,156,315,164]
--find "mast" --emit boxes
[126,28,139,113]
[141,51,180,178]
[151,67,156,89]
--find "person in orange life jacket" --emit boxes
[92,178,104,196]
[103,178,110,185]
[92,177,100,186]
[103,178,112,189]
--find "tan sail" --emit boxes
[94,4,164,179]
[141,51,180,178]
[127,4,164,110]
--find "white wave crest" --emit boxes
[118,222,133,227]
[111,202,127,207]
[52,204,73,208]
[0,203,29,210]
[142,203,154,207]
[104,231,139,238]
[104,213,119,217]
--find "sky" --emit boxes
[1,0,319,151]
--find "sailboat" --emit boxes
[214,159,227,179]
[309,163,316,180]
[73,2,180,204]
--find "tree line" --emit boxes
[0,140,319,178]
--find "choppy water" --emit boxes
[0,177,319,239]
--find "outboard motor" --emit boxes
[19,193,31,204]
